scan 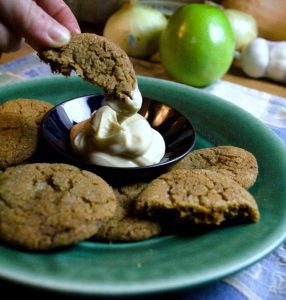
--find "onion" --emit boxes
[103,2,167,58]
[224,8,257,51]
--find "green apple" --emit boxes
[160,4,235,87]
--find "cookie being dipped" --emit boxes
[39,33,166,169]
[38,33,136,102]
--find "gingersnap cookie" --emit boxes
[0,99,53,169]
[0,98,53,125]
[135,169,260,225]
[38,33,136,102]
[94,182,161,242]
[0,163,117,250]
[171,146,258,189]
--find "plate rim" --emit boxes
[0,75,286,296]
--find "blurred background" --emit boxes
[64,0,286,41]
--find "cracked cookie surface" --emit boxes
[171,146,258,189]
[38,33,136,102]
[0,163,117,250]
[0,99,53,169]
[135,169,260,225]
[94,183,161,242]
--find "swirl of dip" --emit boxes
[70,84,165,167]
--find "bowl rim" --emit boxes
[41,93,196,171]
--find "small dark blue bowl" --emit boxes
[41,94,196,185]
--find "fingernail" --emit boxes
[73,27,81,34]
[48,24,71,47]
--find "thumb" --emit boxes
[0,0,71,48]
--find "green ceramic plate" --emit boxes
[0,76,286,296]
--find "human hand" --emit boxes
[0,0,81,54]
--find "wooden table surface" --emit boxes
[1,42,286,99]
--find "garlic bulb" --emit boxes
[239,38,269,78]
[103,3,167,58]
[239,37,286,82]
[266,43,286,82]
[224,9,257,51]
